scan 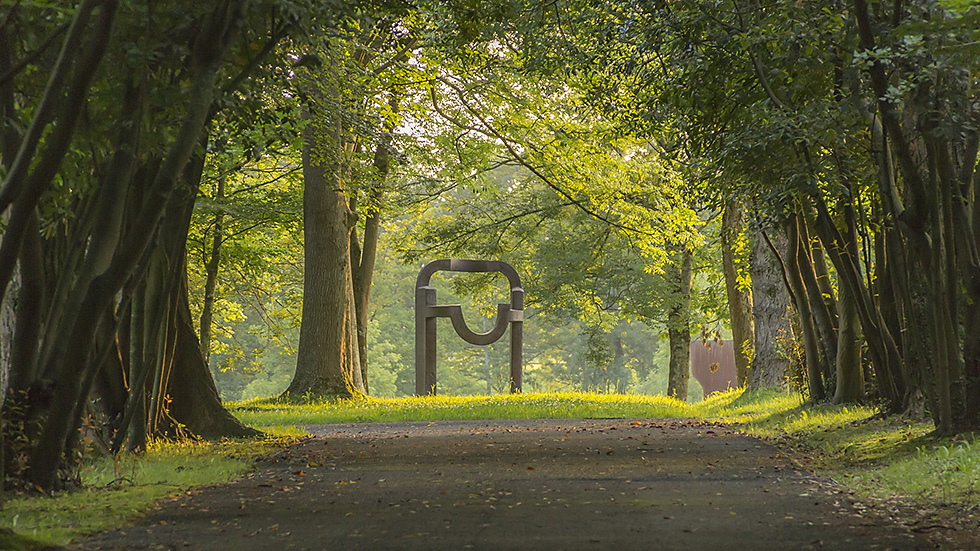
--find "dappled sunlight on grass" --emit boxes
[694,387,803,422]
[867,440,980,504]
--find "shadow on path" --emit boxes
[78,419,929,550]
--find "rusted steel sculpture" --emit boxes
[415,259,523,396]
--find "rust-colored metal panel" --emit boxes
[690,340,737,398]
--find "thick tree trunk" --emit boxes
[666,248,693,401]
[27,3,243,489]
[0,270,13,409]
[749,230,792,389]
[721,201,755,387]
[832,195,866,404]
[9,214,43,393]
[168,266,259,438]
[286,104,364,399]
[833,279,865,404]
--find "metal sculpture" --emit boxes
[415,259,523,396]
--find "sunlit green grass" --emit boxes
[232,391,695,427]
[0,435,293,546]
[696,388,978,508]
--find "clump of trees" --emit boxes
[0,0,350,492]
[531,0,980,432]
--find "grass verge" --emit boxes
[697,387,980,544]
[0,435,295,547]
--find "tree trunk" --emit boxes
[0,263,13,410]
[833,277,865,403]
[167,263,259,438]
[199,175,224,366]
[8,213,43,393]
[780,215,827,401]
[812,198,907,411]
[721,200,754,387]
[27,3,243,489]
[286,104,364,399]
[666,248,693,401]
[832,195,866,404]
[749,230,792,389]
[0,0,117,304]
[794,211,838,385]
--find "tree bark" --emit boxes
[812,198,907,411]
[832,195,866,404]
[0,0,116,304]
[721,200,754,387]
[749,230,792,389]
[666,248,693,401]
[832,276,865,403]
[780,214,827,401]
[794,211,838,385]
[199,174,224,366]
[286,102,364,399]
[27,1,243,490]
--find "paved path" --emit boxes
[78,419,929,550]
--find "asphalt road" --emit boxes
[77,418,931,550]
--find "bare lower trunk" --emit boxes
[812,198,907,411]
[286,104,364,399]
[0,266,14,410]
[795,212,837,386]
[750,231,792,389]
[721,201,754,386]
[781,216,827,401]
[832,196,866,404]
[833,279,865,404]
[666,249,693,401]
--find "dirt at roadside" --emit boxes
[76,418,943,550]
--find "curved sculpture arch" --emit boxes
[415,259,523,396]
